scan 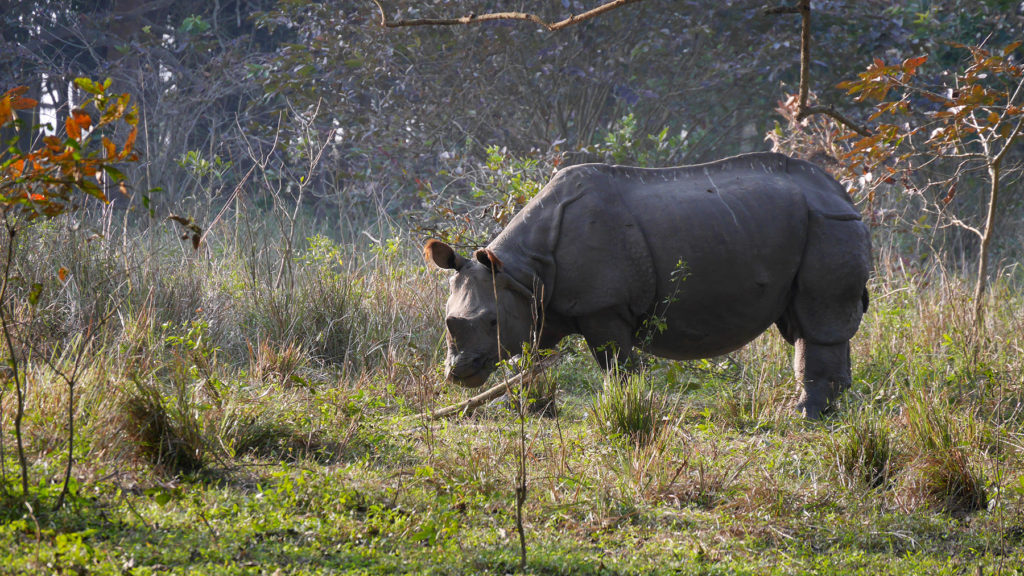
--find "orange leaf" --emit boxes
[43,136,64,152]
[122,126,137,156]
[12,97,37,110]
[902,55,928,74]
[102,136,116,158]
[65,115,81,140]
[1004,41,1022,56]
[71,108,91,132]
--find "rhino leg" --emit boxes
[793,339,851,419]
[577,310,641,373]
[783,212,870,419]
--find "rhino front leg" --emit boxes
[793,339,851,419]
[577,310,641,374]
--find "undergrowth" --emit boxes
[0,209,1022,574]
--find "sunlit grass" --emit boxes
[0,212,1022,574]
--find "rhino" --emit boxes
[425,152,871,418]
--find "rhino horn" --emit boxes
[424,239,467,270]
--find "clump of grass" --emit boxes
[915,448,988,515]
[834,410,899,489]
[902,390,988,514]
[590,372,666,445]
[248,340,310,387]
[122,378,207,474]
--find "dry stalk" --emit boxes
[406,352,562,421]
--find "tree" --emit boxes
[835,42,1024,325]
[0,78,138,508]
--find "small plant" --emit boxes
[122,378,207,474]
[590,371,666,445]
[248,340,309,388]
[915,447,988,515]
[903,391,988,514]
[835,411,899,489]
[0,78,139,506]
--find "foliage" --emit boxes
[1,79,138,218]
[0,78,138,509]
[902,391,989,515]
[834,409,899,490]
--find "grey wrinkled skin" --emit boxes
[425,152,871,419]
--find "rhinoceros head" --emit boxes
[424,239,536,388]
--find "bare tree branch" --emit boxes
[767,0,872,136]
[373,0,647,31]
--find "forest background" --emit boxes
[2,1,1024,574]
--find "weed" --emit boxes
[834,409,899,489]
[122,377,207,474]
[902,390,989,514]
[590,371,667,446]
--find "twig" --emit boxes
[767,0,872,137]
[798,105,871,137]
[373,0,646,31]
[407,352,562,421]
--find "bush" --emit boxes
[903,391,988,514]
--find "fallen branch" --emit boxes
[372,0,646,31]
[408,352,563,421]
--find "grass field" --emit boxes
[1,214,1023,575]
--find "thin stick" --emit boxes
[408,353,562,421]
[373,0,646,31]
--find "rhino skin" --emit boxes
[425,152,871,419]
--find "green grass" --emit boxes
[1,214,1023,574]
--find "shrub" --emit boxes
[902,391,988,514]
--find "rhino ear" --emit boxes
[424,239,466,270]
[474,248,503,272]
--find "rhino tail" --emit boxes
[861,287,869,314]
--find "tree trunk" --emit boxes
[973,162,1001,327]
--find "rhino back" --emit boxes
[490,152,861,359]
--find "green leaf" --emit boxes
[28,282,43,307]
[102,165,126,182]
[74,78,101,95]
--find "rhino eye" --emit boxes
[489,318,498,328]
